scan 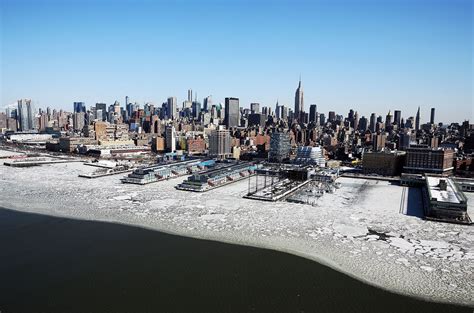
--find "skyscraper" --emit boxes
[187,89,193,102]
[17,99,34,131]
[224,97,240,128]
[209,127,231,159]
[369,113,376,133]
[203,95,212,112]
[354,111,359,131]
[394,110,401,127]
[415,106,421,131]
[167,97,177,120]
[328,111,336,122]
[294,77,304,119]
[95,103,107,121]
[73,102,86,113]
[430,107,435,124]
[309,104,317,123]
[250,103,260,114]
[385,110,392,127]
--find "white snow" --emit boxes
[0,159,473,306]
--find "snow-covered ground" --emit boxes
[0,160,473,306]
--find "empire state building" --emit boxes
[294,77,304,119]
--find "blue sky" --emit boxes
[1,0,472,123]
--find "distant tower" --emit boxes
[203,95,212,112]
[394,110,401,127]
[224,97,240,128]
[294,76,304,120]
[17,99,34,131]
[369,113,376,133]
[385,110,392,126]
[415,106,420,131]
[430,107,435,124]
[188,89,193,102]
[354,111,359,131]
[167,97,177,120]
[309,104,317,123]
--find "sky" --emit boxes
[0,0,472,123]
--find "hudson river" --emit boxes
[0,208,470,313]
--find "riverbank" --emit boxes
[0,161,472,306]
[0,208,471,313]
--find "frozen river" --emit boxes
[0,160,473,306]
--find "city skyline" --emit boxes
[1,0,472,123]
[3,93,456,127]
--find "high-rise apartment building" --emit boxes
[17,99,34,131]
[167,97,177,120]
[224,97,240,128]
[209,127,231,159]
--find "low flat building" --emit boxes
[59,137,98,153]
[121,159,215,185]
[424,176,470,224]
[177,162,261,192]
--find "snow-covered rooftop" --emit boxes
[426,176,463,204]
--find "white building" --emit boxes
[295,146,326,167]
[165,125,176,152]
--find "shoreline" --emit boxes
[2,204,472,309]
[1,161,473,307]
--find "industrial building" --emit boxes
[176,162,260,192]
[121,159,215,185]
[404,146,454,175]
[363,150,406,176]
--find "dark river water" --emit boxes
[0,208,471,313]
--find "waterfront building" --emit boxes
[425,176,470,224]
[404,146,454,175]
[122,160,215,185]
[177,162,260,192]
[362,150,406,176]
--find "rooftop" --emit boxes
[426,176,465,204]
